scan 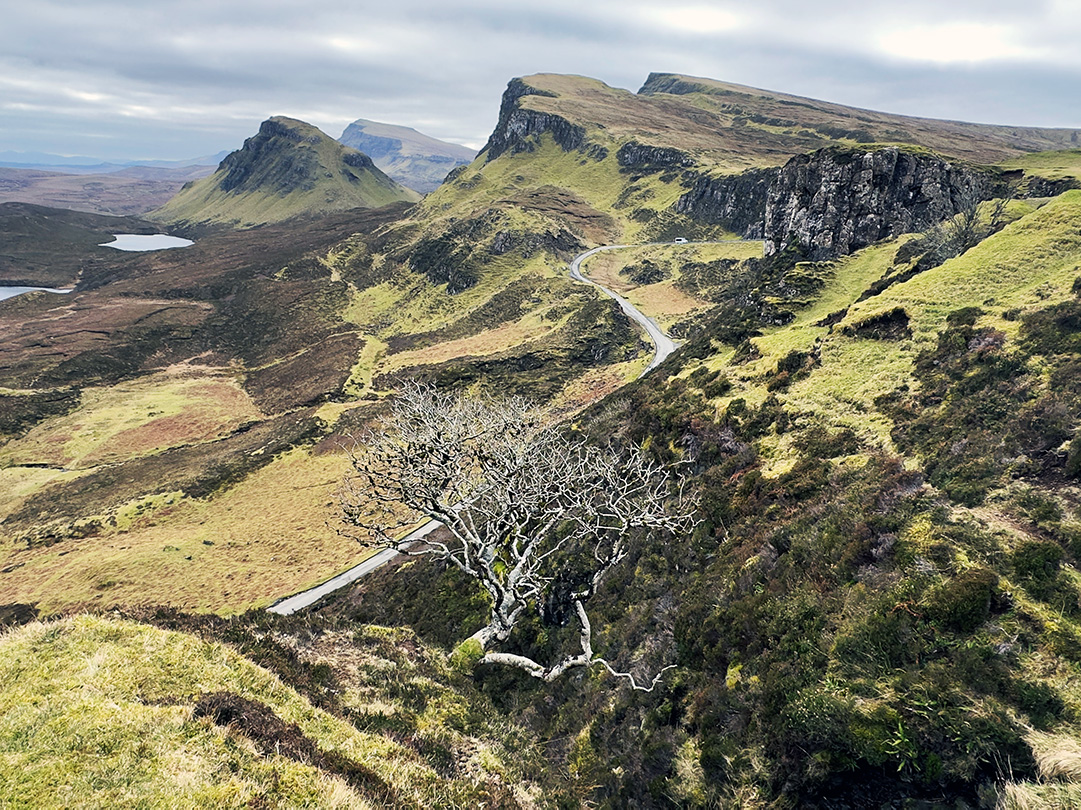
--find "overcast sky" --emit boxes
[2,0,1080,162]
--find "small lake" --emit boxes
[0,286,72,302]
[99,234,194,251]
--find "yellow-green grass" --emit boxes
[380,312,558,373]
[0,615,539,808]
[381,255,558,339]
[689,192,1081,462]
[577,241,762,327]
[0,467,84,525]
[0,447,367,615]
[839,192,1081,345]
[623,284,704,330]
[0,367,263,471]
[342,249,559,343]
[424,135,691,244]
[549,358,648,418]
[342,336,387,399]
[1001,149,1081,183]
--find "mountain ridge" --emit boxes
[152,116,420,229]
[338,118,476,193]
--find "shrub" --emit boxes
[927,569,999,633]
[1012,539,1063,583]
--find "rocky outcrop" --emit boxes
[482,79,587,162]
[1021,175,1081,198]
[489,226,582,257]
[673,167,777,238]
[763,147,998,259]
[617,141,695,172]
[218,118,325,194]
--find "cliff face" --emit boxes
[616,141,695,172]
[673,167,777,238]
[481,79,589,161]
[762,147,996,259]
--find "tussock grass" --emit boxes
[998,781,1081,810]
[0,615,546,808]
[1028,730,1081,781]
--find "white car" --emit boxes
[673,237,688,243]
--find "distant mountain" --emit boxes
[0,151,229,175]
[338,119,476,193]
[152,117,420,229]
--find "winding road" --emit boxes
[268,239,738,615]
[568,244,678,373]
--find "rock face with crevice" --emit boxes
[673,167,777,238]
[762,146,998,259]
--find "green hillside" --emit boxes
[0,613,556,807]
[5,71,1081,807]
[152,117,420,229]
[335,190,1081,806]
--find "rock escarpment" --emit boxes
[673,146,1002,259]
[217,118,335,194]
[762,147,997,259]
[617,141,696,173]
[673,167,777,238]
[482,79,590,161]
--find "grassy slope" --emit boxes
[9,73,1081,621]
[565,190,1081,805]
[575,241,765,330]
[344,190,1081,806]
[0,614,549,807]
[0,446,365,614]
[1001,149,1081,183]
[640,73,1081,166]
[0,212,407,615]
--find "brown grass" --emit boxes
[0,447,369,615]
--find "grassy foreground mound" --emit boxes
[0,613,555,807]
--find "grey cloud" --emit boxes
[0,1,1077,161]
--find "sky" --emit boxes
[2,0,1080,162]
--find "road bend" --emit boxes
[268,239,748,615]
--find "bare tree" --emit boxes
[915,186,1013,270]
[338,383,696,690]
